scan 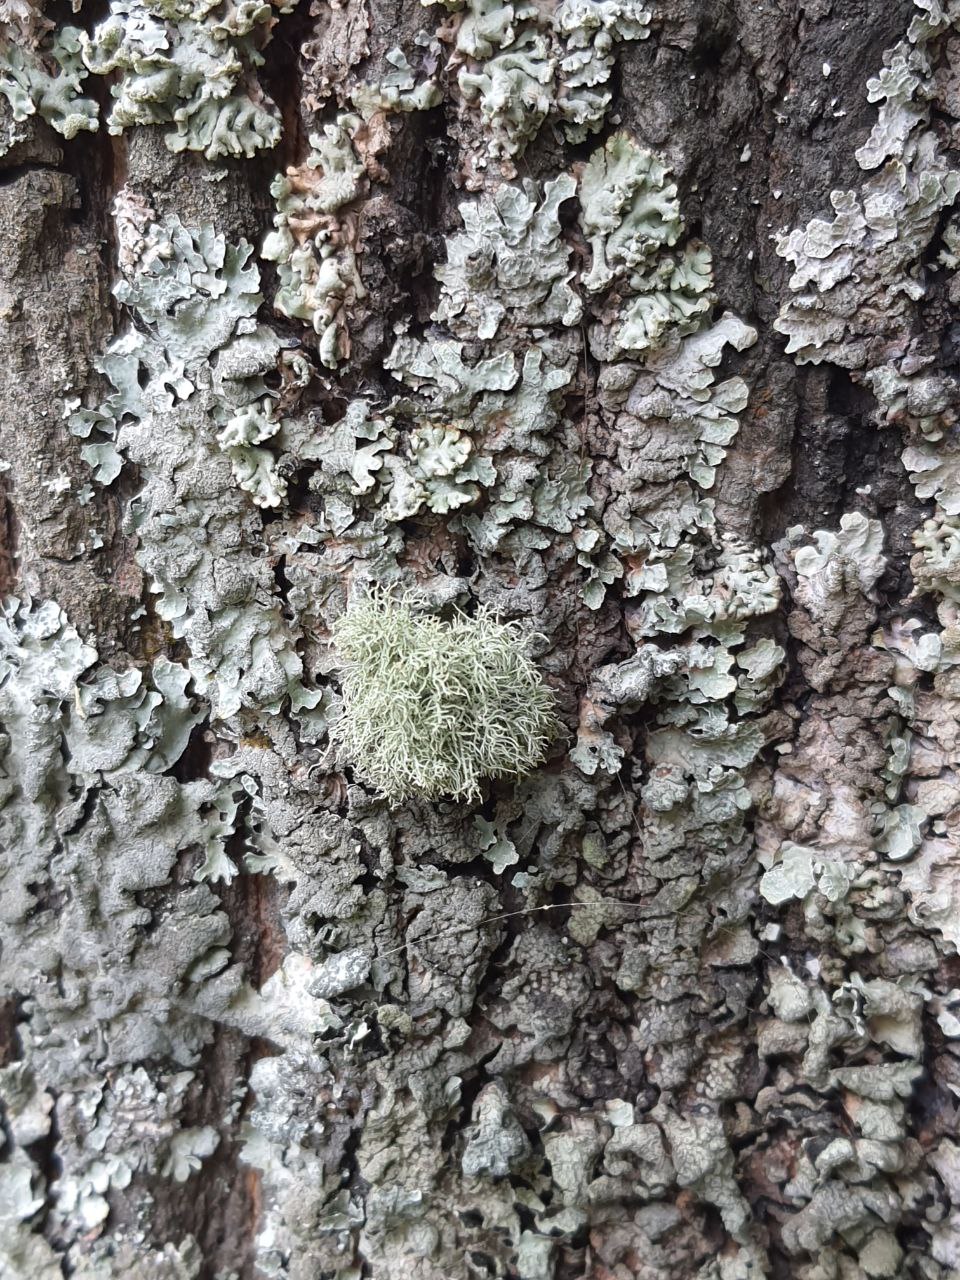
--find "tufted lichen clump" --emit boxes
[330,594,560,803]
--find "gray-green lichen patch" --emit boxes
[349,46,443,117]
[912,512,960,599]
[0,0,296,162]
[69,212,317,717]
[553,0,651,141]
[762,9,960,1275]
[774,3,960,366]
[0,21,98,153]
[591,310,761,631]
[79,0,297,160]
[0,596,252,1255]
[579,133,682,292]
[580,132,715,360]
[382,422,496,521]
[433,0,652,174]
[775,134,959,364]
[433,173,581,340]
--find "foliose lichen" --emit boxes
[16,1,960,1276]
[580,132,715,361]
[763,8,960,1272]
[0,19,98,153]
[261,113,368,367]
[432,0,652,172]
[68,211,318,718]
[79,0,296,159]
[433,173,582,340]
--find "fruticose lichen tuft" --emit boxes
[330,592,560,803]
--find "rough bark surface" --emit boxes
[2,2,960,1279]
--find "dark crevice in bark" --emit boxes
[0,997,23,1069]
[756,362,927,602]
[0,471,18,596]
[146,1027,260,1280]
[227,862,289,994]
[0,159,70,185]
[170,719,215,786]
[261,2,315,168]
[165,855,288,1275]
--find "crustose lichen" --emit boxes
[330,594,560,803]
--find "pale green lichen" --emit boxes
[902,440,960,515]
[788,512,886,616]
[385,332,519,409]
[855,39,929,170]
[69,215,288,511]
[434,174,581,340]
[0,24,98,151]
[442,0,651,164]
[473,815,519,871]
[612,495,771,624]
[79,0,295,160]
[293,397,498,549]
[330,592,560,802]
[607,312,758,498]
[759,842,858,907]
[0,595,257,1249]
[382,423,497,519]
[579,134,682,292]
[67,657,204,777]
[553,0,651,142]
[458,28,552,161]
[0,588,248,1049]
[775,128,959,364]
[383,335,613,614]
[580,132,715,359]
[68,215,317,718]
[350,46,442,117]
[570,644,681,776]
[912,512,960,600]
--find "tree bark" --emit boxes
[1,2,959,1279]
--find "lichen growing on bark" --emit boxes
[261,113,369,366]
[330,592,560,802]
[79,0,296,159]
[0,22,98,150]
[7,0,960,1275]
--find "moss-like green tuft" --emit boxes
[330,593,560,803]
